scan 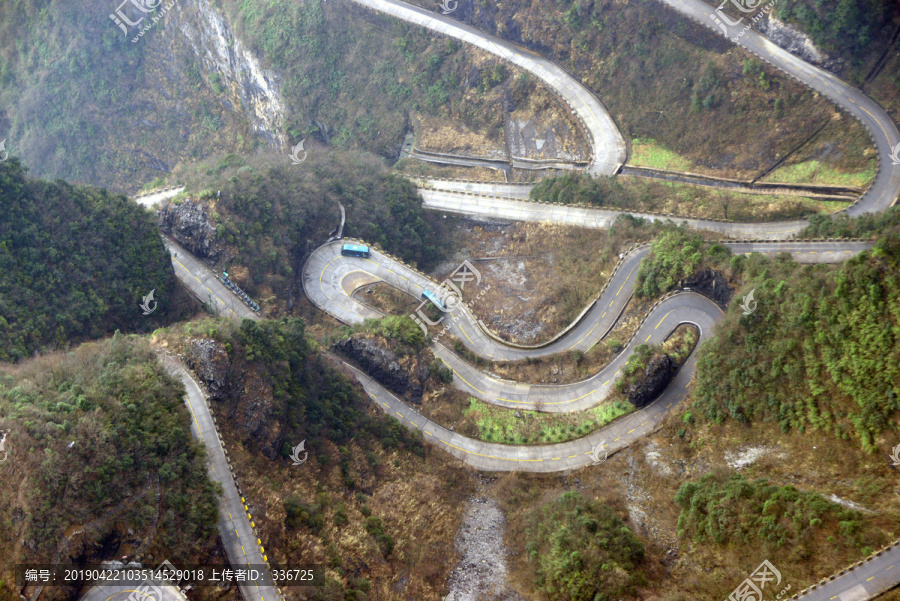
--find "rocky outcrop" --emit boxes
[682,269,732,308]
[333,336,429,403]
[168,0,286,148]
[186,338,230,398]
[158,199,222,261]
[624,354,674,408]
[756,14,831,67]
[185,337,282,458]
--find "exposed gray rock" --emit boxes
[184,337,281,458]
[444,497,525,601]
[625,354,674,408]
[683,268,733,307]
[158,199,221,261]
[756,14,829,66]
[333,337,428,403]
[185,338,229,399]
[168,0,286,148]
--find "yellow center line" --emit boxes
[440,438,544,461]
[570,320,599,350]
[655,309,675,329]
[458,323,475,344]
[615,264,638,296]
[859,104,890,141]
[450,368,486,395]
[645,334,651,342]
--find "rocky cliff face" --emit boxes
[158,199,222,261]
[625,354,675,408]
[756,14,834,69]
[333,336,430,404]
[168,0,286,149]
[185,337,283,458]
[682,269,732,308]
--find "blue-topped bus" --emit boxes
[422,290,447,312]
[341,243,370,258]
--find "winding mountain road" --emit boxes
[159,355,278,601]
[387,0,900,226]
[350,0,627,175]
[298,1,900,597]
[145,0,900,595]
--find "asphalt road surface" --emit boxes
[348,0,627,176]
[141,0,900,593]
[159,357,277,601]
[79,582,185,601]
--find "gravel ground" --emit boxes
[443,494,526,601]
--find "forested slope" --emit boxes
[0,335,221,601]
[691,232,900,451]
[0,159,192,362]
[161,152,446,312]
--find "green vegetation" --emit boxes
[617,344,657,391]
[0,334,221,566]
[763,160,877,187]
[222,0,507,155]
[429,358,453,383]
[691,234,900,451]
[284,495,325,534]
[529,171,840,221]
[775,0,896,68]
[525,491,646,601]
[530,172,630,207]
[800,206,900,239]
[629,138,694,171]
[675,472,884,552]
[0,159,190,361]
[634,228,732,298]
[227,317,426,458]
[615,343,669,397]
[348,315,428,354]
[0,0,514,191]
[364,515,395,557]
[462,397,634,445]
[171,152,446,303]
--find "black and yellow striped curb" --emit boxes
[789,539,900,599]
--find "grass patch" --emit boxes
[630,138,694,171]
[763,159,877,188]
[462,397,635,445]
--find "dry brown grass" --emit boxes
[213,381,477,601]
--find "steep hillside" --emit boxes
[0,334,221,601]
[0,159,194,362]
[401,0,878,181]
[691,232,900,452]
[159,151,447,315]
[155,316,475,600]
